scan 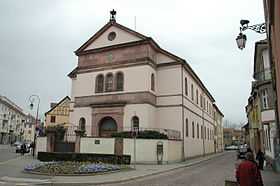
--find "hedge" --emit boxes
[111,130,168,139]
[37,152,131,165]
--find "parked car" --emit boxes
[237,145,248,159]
[12,141,22,147]
[15,143,30,153]
[225,145,239,151]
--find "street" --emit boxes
[101,152,236,186]
[101,152,279,186]
[0,145,19,163]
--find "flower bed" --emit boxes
[24,161,124,175]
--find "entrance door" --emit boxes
[99,117,117,137]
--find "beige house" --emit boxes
[213,104,224,152]
[68,13,223,159]
[45,96,71,127]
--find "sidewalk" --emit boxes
[1,152,226,185]
[0,152,279,185]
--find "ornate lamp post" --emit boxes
[28,95,40,157]
[236,19,266,50]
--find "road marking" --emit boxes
[0,156,21,165]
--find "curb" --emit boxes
[37,152,226,185]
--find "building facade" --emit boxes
[223,128,243,147]
[68,15,223,159]
[245,40,277,163]
[213,104,224,152]
[0,95,26,144]
[45,96,71,128]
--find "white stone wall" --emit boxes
[35,137,47,155]
[69,106,92,135]
[80,137,115,154]
[123,104,156,130]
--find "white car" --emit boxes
[225,145,239,150]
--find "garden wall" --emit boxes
[35,137,47,155]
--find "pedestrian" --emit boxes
[236,152,263,186]
[20,143,26,156]
[256,149,265,170]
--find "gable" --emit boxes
[45,96,70,116]
[156,53,176,64]
[85,25,143,50]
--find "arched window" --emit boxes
[192,121,195,138]
[95,74,104,93]
[151,73,155,91]
[79,117,86,131]
[185,78,188,95]
[131,116,139,131]
[197,123,199,139]
[105,73,114,92]
[116,72,124,91]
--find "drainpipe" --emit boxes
[181,64,185,161]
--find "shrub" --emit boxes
[111,130,168,139]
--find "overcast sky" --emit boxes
[0,0,266,125]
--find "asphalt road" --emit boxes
[101,152,236,186]
[0,145,20,163]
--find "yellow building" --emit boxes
[45,96,71,127]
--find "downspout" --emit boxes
[181,64,185,161]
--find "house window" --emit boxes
[151,73,155,91]
[185,118,188,137]
[262,89,268,109]
[200,94,203,108]
[192,121,195,138]
[191,84,194,101]
[132,116,139,131]
[185,78,188,96]
[201,126,203,139]
[196,89,199,104]
[79,117,86,131]
[50,116,56,123]
[105,73,114,92]
[116,72,124,91]
[197,123,199,139]
[95,74,104,93]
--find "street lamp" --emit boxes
[236,19,266,50]
[28,95,40,157]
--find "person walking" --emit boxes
[256,149,265,170]
[20,143,26,156]
[236,152,263,186]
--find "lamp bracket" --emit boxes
[240,23,266,34]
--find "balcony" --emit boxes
[253,68,272,81]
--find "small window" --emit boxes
[191,84,194,101]
[196,89,199,104]
[262,89,268,109]
[192,121,195,138]
[116,72,124,91]
[151,73,155,91]
[197,123,199,139]
[200,94,203,108]
[132,116,139,131]
[185,118,189,137]
[201,126,203,139]
[105,73,114,92]
[50,116,56,123]
[79,117,86,131]
[185,78,188,96]
[95,74,104,93]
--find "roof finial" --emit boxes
[110,9,116,22]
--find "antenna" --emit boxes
[134,16,136,30]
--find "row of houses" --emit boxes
[0,95,36,144]
[244,0,280,172]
